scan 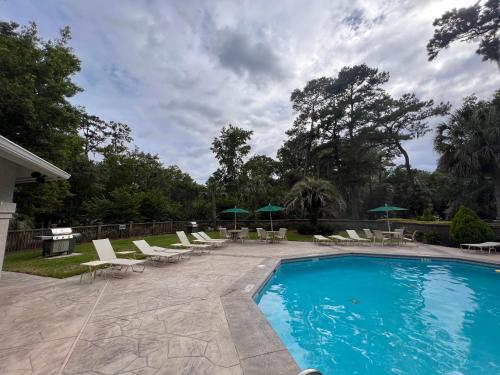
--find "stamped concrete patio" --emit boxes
[1,240,499,375]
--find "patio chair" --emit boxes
[402,230,418,245]
[373,230,391,245]
[132,240,184,264]
[259,228,271,243]
[137,239,193,257]
[313,235,332,245]
[346,230,371,245]
[329,235,354,245]
[172,231,211,254]
[199,231,229,243]
[191,232,224,247]
[394,228,405,245]
[238,227,250,242]
[274,228,288,242]
[256,228,264,240]
[219,227,231,240]
[93,239,146,274]
[363,229,375,243]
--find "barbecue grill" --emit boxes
[186,221,198,234]
[36,228,81,257]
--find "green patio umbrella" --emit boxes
[368,203,408,231]
[256,204,284,231]
[221,207,249,229]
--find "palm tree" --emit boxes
[286,178,345,225]
[434,91,500,219]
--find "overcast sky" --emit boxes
[3,0,499,182]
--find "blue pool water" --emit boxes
[255,256,500,374]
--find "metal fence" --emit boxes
[6,218,500,252]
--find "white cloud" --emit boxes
[3,0,499,182]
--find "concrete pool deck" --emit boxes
[1,241,499,375]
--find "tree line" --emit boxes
[1,1,499,228]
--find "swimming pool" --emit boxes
[255,256,500,374]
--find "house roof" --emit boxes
[0,135,70,184]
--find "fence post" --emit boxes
[152,221,156,235]
[97,222,102,240]
[128,221,133,237]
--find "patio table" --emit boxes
[80,260,108,283]
[228,229,242,240]
[382,231,400,236]
[382,231,403,245]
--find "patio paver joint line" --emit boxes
[56,279,109,375]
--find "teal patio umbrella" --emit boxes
[368,203,408,231]
[256,204,284,231]
[221,207,249,229]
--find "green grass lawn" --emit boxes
[3,230,313,279]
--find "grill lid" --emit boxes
[50,227,72,235]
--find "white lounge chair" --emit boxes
[136,239,193,257]
[191,232,224,247]
[132,240,184,263]
[199,231,229,243]
[460,242,500,254]
[93,239,146,274]
[346,230,370,245]
[313,235,332,244]
[172,231,211,254]
[329,234,354,245]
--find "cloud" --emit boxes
[1,0,498,182]
[210,28,287,83]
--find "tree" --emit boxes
[84,185,143,223]
[211,124,253,190]
[376,93,450,187]
[290,77,332,176]
[241,155,279,210]
[286,178,345,225]
[204,176,224,227]
[0,21,82,166]
[427,0,500,68]
[322,65,390,218]
[435,91,500,219]
[282,65,391,219]
[78,110,107,155]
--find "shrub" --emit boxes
[418,208,436,221]
[449,205,495,245]
[424,230,441,244]
[297,223,336,235]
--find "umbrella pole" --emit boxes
[270,211,273,231]
[234,212,236,230]
[387,211,390,231]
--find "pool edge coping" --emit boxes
[220,248,500,375]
